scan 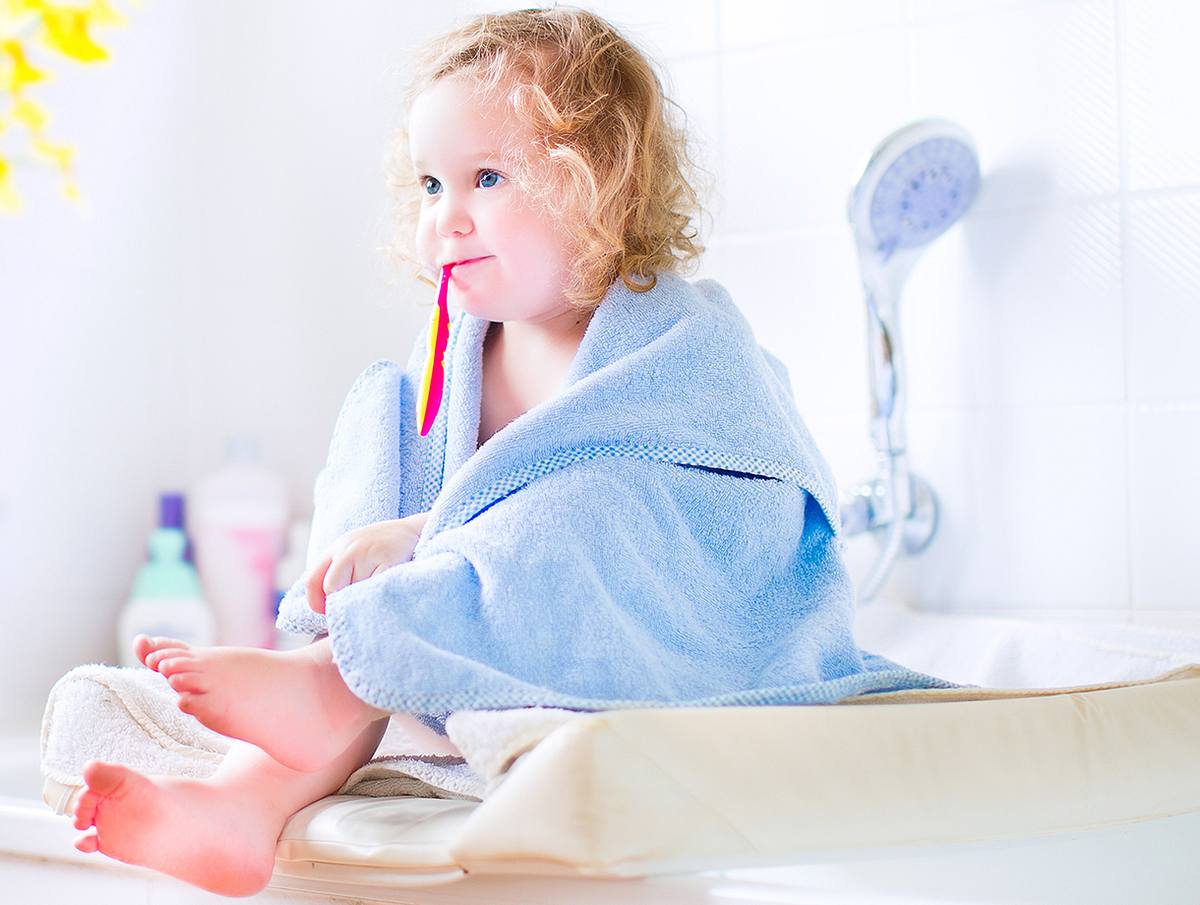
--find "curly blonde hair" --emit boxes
[383,5,712,310]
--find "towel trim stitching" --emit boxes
[440,443,840,537]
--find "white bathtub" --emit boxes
[5,601,1200,905]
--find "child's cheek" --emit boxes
[414,217,437,266]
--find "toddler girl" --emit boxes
[68,8,712,895]
[66,6,942,897]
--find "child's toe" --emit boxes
[72,791,99,829]
[141,636,191,662]
[146,647,189,670]
[168,671,208,694]
[156,655,197,677]
[176,692,206,715]
[81,761,128,798]
[132,634,155,664]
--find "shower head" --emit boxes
[848,119,980,306]
[841,122,978,595]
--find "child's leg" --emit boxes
[136,634,391,772]
[72,718,388,897]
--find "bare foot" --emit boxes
[138,635,385,772]
[72,760,277,896]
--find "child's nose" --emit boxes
[436,196,474,238]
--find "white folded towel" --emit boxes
[40,663,582,814]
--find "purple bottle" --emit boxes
[157,492,195,564]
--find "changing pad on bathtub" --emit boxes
[40,662,1200,885]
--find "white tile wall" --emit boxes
[657,54,724,238]
[1123,0,1200,191]
[697,230,869,418]
[907,0,1063,22]
[887,403,1131,612]
[907,0,1119,213]
[1125,194,1200,401]
[1129,405,1200,612]
[721,30,911,232]
[905,201,1125,409]
[717,0,908,47]
[593,0,720,58]
[626,0,1198,621]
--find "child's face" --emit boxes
[409,74,578,326]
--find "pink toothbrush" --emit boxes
[416,264,452,436]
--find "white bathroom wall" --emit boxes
[657,0,1200,625]
[2,0,1197,730]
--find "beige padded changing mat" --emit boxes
[272,664,1200,883]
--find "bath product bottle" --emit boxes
[191,435,289,648]
[117,493,216,667]
[272,517,313,650]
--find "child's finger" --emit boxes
[323,553,354,596]
[306,553,333,614]
[351,553,387,584]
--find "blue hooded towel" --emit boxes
[277,272,958,723]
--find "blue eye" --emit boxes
[420,170,503,196]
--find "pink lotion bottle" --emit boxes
[191,436,289,647]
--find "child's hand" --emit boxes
[305,513,430,614]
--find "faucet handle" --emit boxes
[839,481,881,537]
[838,472,939,556]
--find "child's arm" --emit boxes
[304,512,431,614]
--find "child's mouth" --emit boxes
[447,257,493,283]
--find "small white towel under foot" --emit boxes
[40,663,582,814]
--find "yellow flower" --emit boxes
[0,0,129,213]
[1,38,46,91]
[39,2,109,63]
